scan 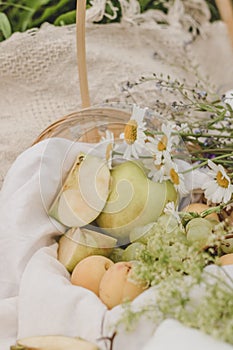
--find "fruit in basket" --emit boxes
[96,161,177,243]
[71,255,114,295]
[49,153,111,227]
[219,253,233,266]
[11,335,99,350]
[186,217,213,248]
[99,261,147,309]
[58,227,117,272]
[122,242,145,261]
[129,222,156,244]
[181,203,219,222]
[220,236,233,254]
[109,247,125,262]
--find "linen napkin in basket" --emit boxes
[0,137,232,350]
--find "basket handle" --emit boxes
[76,0,90,108]
[76,0,233,110]
[215,0,233,48]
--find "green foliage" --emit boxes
[139,0,168,13]
[0,0,76,41]
[54,10,76,26]
[0,11,11,39]
[0,0,222,41]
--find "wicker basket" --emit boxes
[33,0,133,145]
[33,0,233,145]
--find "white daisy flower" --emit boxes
[120,104,147,159]
[101,129,117,169]
[148,162,166,182]
[164,201,181,224]
[145,152,171,182]
[201,160,233,204]
[146,123,179,165]
[163,159,189,196]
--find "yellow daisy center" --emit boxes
[170,168,180,185]
[157,135,168,151]
[124,120,138,145]
[216,171,229,188]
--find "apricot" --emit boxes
[182,203,219,222]
[219,253,233,266]
[99,261,146,309]
[71,255,114,295]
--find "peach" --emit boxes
[71,255,114,295]
[219,253,233,266]
[182,203,219,222]
[99,261,147,309]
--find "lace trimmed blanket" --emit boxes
[0,0,232,187]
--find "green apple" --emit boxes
[122,242,146,261]
[58,227,117,272]
[11,335,99,350]
[186,217,213,248]
[96,161,177,243]
[109,247,125,262]
[157,213,180,234]
[49,153,111,227]
[129,222,156,244]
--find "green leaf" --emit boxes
[0,12,12,39]
[30,0,72,27]
[16,0,51,32]
[19,0,51,31]
[226,103,233,112]
[54,10,76,26]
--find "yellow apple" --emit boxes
[71,255,114,295]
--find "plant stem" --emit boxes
[181,153,233,174]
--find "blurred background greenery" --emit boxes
[0,0,223,42]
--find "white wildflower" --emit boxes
[120,104,147,159]
[146,123,179,165]
[148,163,166,182]
[146,152,172,182]
[201,160,233,204]
[164,159,189,196]
[164,201,181,224]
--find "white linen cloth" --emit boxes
[143,319,233,350]
[0,137,232,350]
